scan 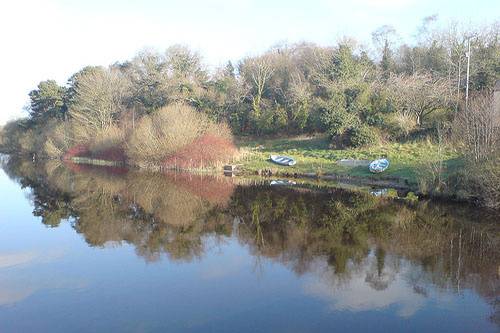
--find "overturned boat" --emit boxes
[270,155,296,166]
[369,158,389,173]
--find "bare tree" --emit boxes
[453,93,499,162]
[388,73,451,126]
[452,92,500,208]
[69,67,131,135]
[372,25,398,53]
[124,50,169,111]
[240,55,275,119]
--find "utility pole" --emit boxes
[465,38,471,111]
[132,108,135,129]
[456,56,461,112]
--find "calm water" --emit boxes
[0,156,498,333]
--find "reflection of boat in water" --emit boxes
[369,158,389,173]
[370,188,388,197]
[270,179,297,186]
[270,155,296,166]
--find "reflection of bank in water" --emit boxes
[231,183,499,306]
[270,179,297,186]
[3,158,499,301]
[370,188,388,197]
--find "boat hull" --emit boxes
[270,155,296,166]
[369,159,389,173]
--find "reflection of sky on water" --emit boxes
[0,248,87,306]
[303,252,426,318]
[0,251,39,269]
[302,250,497,331]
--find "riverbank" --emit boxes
[234,135,460,188]
[3,143,493,207]
[61,134,462,192]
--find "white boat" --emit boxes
[270,155,296,166]
[369,158,389,173]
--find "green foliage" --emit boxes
[256,106,288,134]
[28,80,67,121]
[405,192,419,202]
[320,94,358,137]
[380,41,394,78]
[345,124,378,147]
[331,43,364,81]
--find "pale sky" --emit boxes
[0,0,498,124]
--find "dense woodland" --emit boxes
[0,18,499,205]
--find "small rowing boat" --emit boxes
[270,155,296,166]
[369,158,389,173]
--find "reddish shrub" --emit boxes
[162,171,235,205]
[63,145,126,162]
[63,160,128,175]
[91,147,126,162]
[162,134,237,170]
[63,144,89,160]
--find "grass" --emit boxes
[235,134,460,185]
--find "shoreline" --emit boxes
[1,152,482,207]
[65,156,413,189]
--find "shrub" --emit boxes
[44,121,73,158]
[385,112,417,139]
[364,112,384,127]
[89,125,125,155]
[452,93,499,162]
[320,95,359,137]
[127,104,207,163]
[448,93,500,208]
[63,144,89,160]
[257,106,287,134]
[345,125,377,147]
[469,158,500,209]
[18,129,37,153]
[449,158,500,209]
[127,103,236,165]
[44,139,64,158]
[163,133,237,169]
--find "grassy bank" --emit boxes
[236,135,460,187]
[62,134,462,190]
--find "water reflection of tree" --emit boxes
[235,186,498,321]
[2,157,498,318]
[364,247,395,291]
[3,157,234,262]
[231,186,395,277]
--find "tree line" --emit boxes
[0,17,498,159]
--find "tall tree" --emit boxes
[69,67,131,134]
[28,80,67,121]
[372,25,397,78]
[239,54,275,130]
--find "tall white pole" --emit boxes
[465,38,471,111]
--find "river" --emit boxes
[0,156,498,332]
